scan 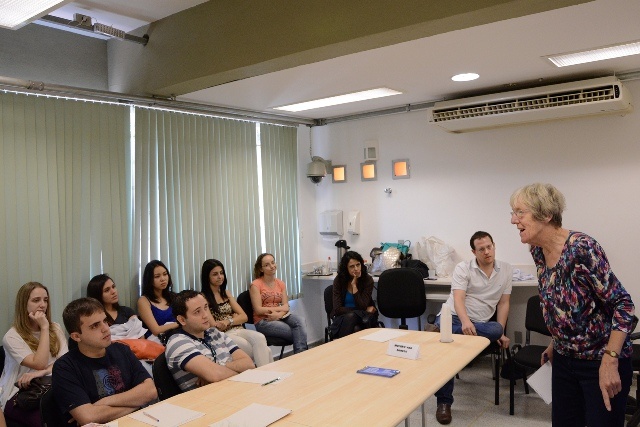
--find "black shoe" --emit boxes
[436,403,452,425]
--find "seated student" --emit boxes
[201,259,273,367]
[52,298,157,425]
[330,251,378,339]
[86,274,136,325]
[250,253,308,354]
[165,290,254,392]
[433,231,512,425]
[137,260,179,342]
[0,282,68,427]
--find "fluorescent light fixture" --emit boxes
[0,0,69,29]
[547,40,640,67]
[274,88,402,112]
[452,73,479,82]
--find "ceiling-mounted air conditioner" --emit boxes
[428,76,632,133]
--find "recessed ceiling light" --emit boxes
[546,40,640,67]
[273,88,402,112]
[0,0,69,29]
[451,73,479,82]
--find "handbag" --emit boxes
[13,375,52,411]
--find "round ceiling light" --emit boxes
[451,73,480,82]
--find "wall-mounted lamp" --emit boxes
[332,165,347,183]
[360,162,377,181]
[392,159,411,180]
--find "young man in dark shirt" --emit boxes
[53,297,157,425]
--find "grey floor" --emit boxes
[397,356,552,427]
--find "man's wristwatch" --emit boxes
[603,349,619,358]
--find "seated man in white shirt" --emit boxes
[433,231,513,425]
[165,290,254,391]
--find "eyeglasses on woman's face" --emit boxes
[510,209,530,219]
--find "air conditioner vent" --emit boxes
[428,77,632,133]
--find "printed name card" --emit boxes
[386,341,420,360]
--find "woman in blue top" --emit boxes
[510,183,634,427]
[137,260,178,342]
[330,251,378,339]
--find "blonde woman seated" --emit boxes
[250,253,308,354]
[0,282,68,427]
[201,259,273,367]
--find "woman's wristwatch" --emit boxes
[228,317,234,326]
[603,349,619,358]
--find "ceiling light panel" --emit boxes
[0,0,69,29]
[547,40,640,67]
[274,88,401,112]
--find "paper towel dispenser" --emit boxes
[319,210,343,236]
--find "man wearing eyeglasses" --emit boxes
[433,231,513,425]
[165,290,254,392]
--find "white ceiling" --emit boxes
[47,0,640,121]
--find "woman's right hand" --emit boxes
[541,342,553,365]
[16,370,46,388]
[28,310,49,330]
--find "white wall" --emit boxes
[298,79,640,343]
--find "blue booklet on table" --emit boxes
[357,366,400,378]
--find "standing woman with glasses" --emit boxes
[201,259,273,366]
[510,183,634,427]
[250,253,308,354]
[137,260,179,343]
[0,282,68,426]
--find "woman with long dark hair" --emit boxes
[330,251,378,339]
[201,259,273,366]
[137,260,178,341]
[86,274,136,325]
[0,282,68,426]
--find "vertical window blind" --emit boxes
[0,92,130,331]
[133,109,301,298]
[0,91,301,334]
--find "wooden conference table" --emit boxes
[117,329,489,427]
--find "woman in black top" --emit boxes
[87,273,136,325]
[330,251,378,339]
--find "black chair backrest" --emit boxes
[152,352,182,400]
[525,295,551,337]
[236,290,254,325]
[0,346,4,377]
[40,388,66,427]
[324,285,333,318]
[377,268,426,319]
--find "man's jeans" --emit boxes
[433,314,503,405]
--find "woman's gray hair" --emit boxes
[510,183,566,227]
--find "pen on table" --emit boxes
[261,377,281,386]
[143,411,160,422]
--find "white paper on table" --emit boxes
[128,402,204,427]
[227,370,293,384]
[209,403,291,427]
[360,329,409,342]
[526,361,552,404]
